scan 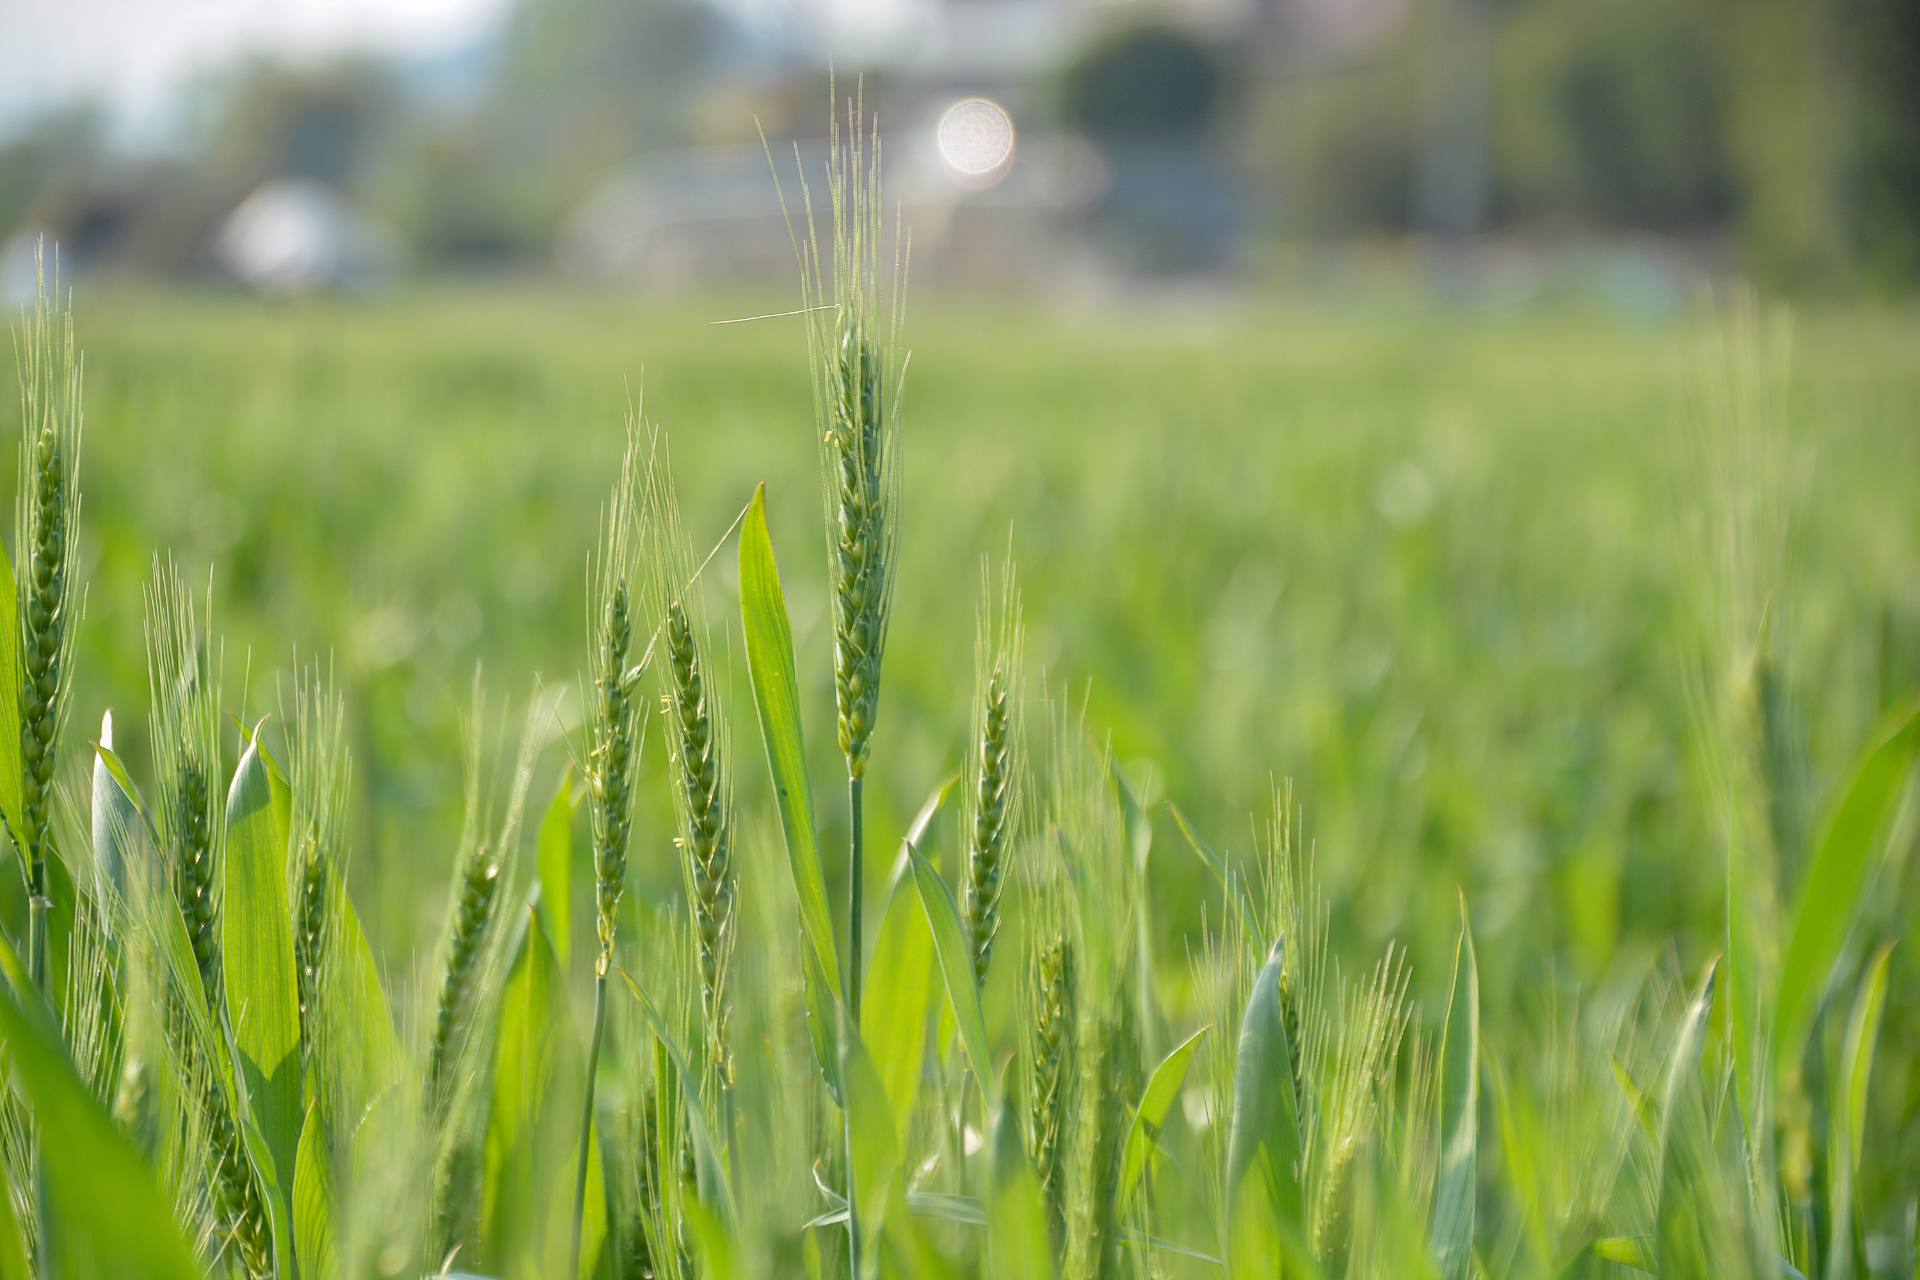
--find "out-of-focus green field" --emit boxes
[13,288,1919,1000]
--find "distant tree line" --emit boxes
[3,0,1917,290]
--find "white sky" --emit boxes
[1,0,515,137]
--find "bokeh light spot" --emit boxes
[937,98,1016,189]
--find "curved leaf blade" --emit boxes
[1773,698,1920,1077]
[1120,1024,1209,1207]
[989,1103,1056,1280]
[739,483,840,995]
[1431,893,1480,1280]
[0,932,202,1279]
[223,728,304,1203]
[1226,937,1304,1278]
[908,848,994,1107]
[863,775,957,1140]
[293,1104,336,1280]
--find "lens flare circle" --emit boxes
[937,98,1015,189]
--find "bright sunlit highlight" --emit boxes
[937,97,1016,190]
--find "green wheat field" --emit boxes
[0,193,1916,1279]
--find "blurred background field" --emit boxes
[4,286,1914,1012]
[3,0,1920,1145]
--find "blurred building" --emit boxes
[215,178,398,294]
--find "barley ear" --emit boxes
[143,560,224,1008]
[288,661,350,1077]
[962,556,1023,988]
[1028,926,1077,1259]
[642,430,736,1080]
[790,94,906,782]
[13,243,85,988]
[587,425,646,978]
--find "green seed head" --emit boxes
[591,578,639,976]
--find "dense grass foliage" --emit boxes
[43,290,1920,968]
[0,218,1915,1278]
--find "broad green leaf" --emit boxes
[1167,801,1260,952]
[229,711,295,856]
[237,1091,296,1278]
[293,1103,336,1280]
[840,1018,902,1255]
[1226,937,1304,1278]
[908,848,994,1107]
[683,1197,742,1280]
[89,739,149,819]
[90,709,137,900]
[738,483,840,994]
[1592,1236,1654,1272]
[988,1104,1055,1280]
[222,729,304,1202]
[1826,941,1893,1280]
[616,966,736,1226]
[485,905,588,1278]
[801,938,843,1107]
[0,931,202,1280]
[333,891,401,1121]
[862,775,957,1140]
[1431,893,1480,1280]
[535,767,578,971]
[1369,1157,1445,1280]
[1773,697,1920,1079]
[1120,1024,1209,1205]
[0,542,20,848]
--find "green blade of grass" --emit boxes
[0,1145,26,1280]
[0,541,22,845]
[222,723,304,1215]
[1226,937,1306,1277]
[0,930,202,1279]
[1114,762,1163,1062]
[89,709,136,901]
[486,903,601,1276]
[1655,955,1719,1274]
[908,847,994,1107]
[1167,801,1260,953]
[1773,697,1920,1080]
[535,767,578,972]
[1431,892,1480,1280]
[1120,1024,1209,1207]
[616,965,737,1226]
[989,1102,1056,1280]
[739,482,841,995]
[802,936,845,1106]
[863,774,957,1140]
[293,1102,336,1280]
[334,889,401,1119]
[841,1016,903,1258]
[1826,941,1893,1280]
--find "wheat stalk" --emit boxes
[573,422,649,1277]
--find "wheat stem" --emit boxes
[570,971,610,1280]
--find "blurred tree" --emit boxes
[1493,0,1734,228]
[203,57,404,191]
[1848,0,1920,284]
[0,104,108,232]
[484,0,728,228]
[1060,24,1228,141]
